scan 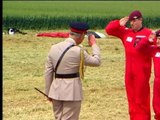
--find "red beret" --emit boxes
[70,22,89,34]
[129,10,142,21]
[156,30,160,37]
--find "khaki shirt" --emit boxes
[45,38,101,101]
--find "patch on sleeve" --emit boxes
[126,37,133,42]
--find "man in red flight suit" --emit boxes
[135,29,160,120]
[152,30,160,120]
[105,10,152,120]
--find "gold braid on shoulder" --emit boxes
[79,45,88,80]
[79,47,84,80]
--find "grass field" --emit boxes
[3,30,155,120]
[3,1,159,119]
[3,1,160,17]
[3,1,160,29]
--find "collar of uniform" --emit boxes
[65,38,77,45]
[132,26,144,33]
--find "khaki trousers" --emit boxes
[52,99,81,120]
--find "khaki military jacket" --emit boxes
[45,38,101,101]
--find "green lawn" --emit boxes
[3,1,160,17]
[3,30,155,120]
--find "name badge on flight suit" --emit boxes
[126,37,133,42]
[155,52,160,57]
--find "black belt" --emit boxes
[55,73,79,78]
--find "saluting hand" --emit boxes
[88,34,96,46]
[149,31,156,43]
[119,16,129,26]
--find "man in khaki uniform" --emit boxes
[44,22,101,120]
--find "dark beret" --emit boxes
[129,10,143,21]
[156,30,160,37]
[70,22,89,34]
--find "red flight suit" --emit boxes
[132,37,160,120]
[105,20,152,120]
[152,44,160,120]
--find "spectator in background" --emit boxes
[151,30,160,120]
